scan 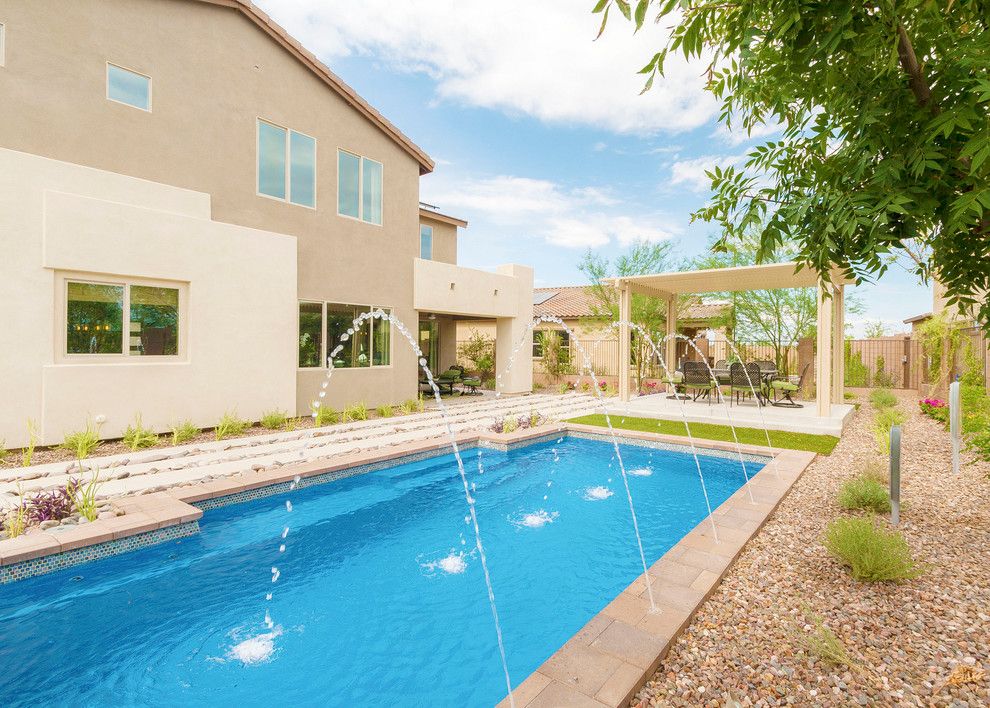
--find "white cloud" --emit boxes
[256,0,717,135]
[424,174,675,249]
[668,153,745,192]
[713,120,782,146]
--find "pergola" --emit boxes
[611,262,857,417]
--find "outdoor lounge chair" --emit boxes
[451,365,482,394]
[661,369,687,399]
[765,362,810,407]
[729,362,764,406]
[431,367,461,395]
[683,361,718,402]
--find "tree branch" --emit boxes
[896,25,934,110]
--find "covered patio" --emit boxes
[611,262,856,433]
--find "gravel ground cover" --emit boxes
[633,389,989,707]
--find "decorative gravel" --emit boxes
[632,389,990,707]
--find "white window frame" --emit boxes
[0,22,6,68]
[105,62,152,112]
[256,118,317,210]
[420,224,433,260]
[336,149,383,226]
[297,300,393,370]
[59,273,186,362]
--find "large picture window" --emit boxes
[257,119,316,208]
[337,149,382,225]
[66,279,179,356]
[297,301,391,369]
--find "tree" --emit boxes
[692,234,864,374]
[598,0,990,333]
[535,330,572,381]
[456,329,495,381]
[578,240,685,391]
[863,321,888,339]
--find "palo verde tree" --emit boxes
[597,0,990,332]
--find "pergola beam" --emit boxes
[618,285,631,402]
[816,283,833,417]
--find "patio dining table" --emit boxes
[711,367,778,386]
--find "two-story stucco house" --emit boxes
[0,0,533,447]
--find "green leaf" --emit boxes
[634,0,649,29]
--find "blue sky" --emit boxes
[258,0,932,335]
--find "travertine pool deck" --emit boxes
[498,424,815,708]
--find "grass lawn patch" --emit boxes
[566,414,839,455]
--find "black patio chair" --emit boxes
[729,362,764,406]
[765,362,810,407]
[683,361,718,403]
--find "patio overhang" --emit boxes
[611,262,857,418]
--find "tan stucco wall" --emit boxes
[0,0,422,414]
[0,148,297,447]
[420,216,458,264]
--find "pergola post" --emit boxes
[665,295,677,373]
[831,284,845,404]
[816,282,833,417]
[618,284,631,402]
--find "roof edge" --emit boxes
[419,207,468,229]
[200,0,434,174]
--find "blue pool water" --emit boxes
[0,436,762,707]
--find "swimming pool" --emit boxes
[0,435,763,706]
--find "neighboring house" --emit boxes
[456,286,730,377]
[0,0,532,447]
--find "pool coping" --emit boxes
[0,423,814,705]
[497,423,816,708]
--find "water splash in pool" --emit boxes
[627,467,653,477]
[511,510,558,528]
[583,486,614,501]
[420,550,470,575]
[228,628,282,665]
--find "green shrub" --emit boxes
[312,404,338,427]
[170,420,199,445]
[21,419,39,467]
[122,415,158,451]
[557,382,570,394]
[214,411,249,441]
[502,416,519,434]
[843,391,856,401]
[796,608,859,669]
[376,404,394,418]
[417,394,427,412]
[68,471,102,522]
[343,402,368,422]
[869,389,897,409]
[823,517,924,582]
[260,409,288,430]
[61,420,102,460]
[872,407,907,450]
[3,498,28,539]
[399,399,418,415]
[837,475,890,513]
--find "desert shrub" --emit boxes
[27,487,74,523]
[3,499,28,539]
[837,475,890,513]
[482,379,496,391]
[872,356,894,388]
[171,420,199,445]
[376,404,394,418]
[532,382,545,392]
[457,329,496,380]
[260,409,288,430]
[557,382,570,394]
[417,394,427,412]
[580,381,591,393]
[872,407,907,450]
[60,420,102,460]
[502,416,519,434]
[869,388,897,409]
[68,472,102,521]
[343,402,368,422]
[122,415,159,451]
[529,411,542,427]
[214,411,249,441]
[21,419,39,467]
[399,399,418,415]
[797,608,859,669]
[823,517,924,582]
[312,404,338,427]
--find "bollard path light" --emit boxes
[889,424,901,526]
[949,380,962,475]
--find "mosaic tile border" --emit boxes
[0,521,200,584]
[567,429,772,465]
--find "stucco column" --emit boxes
[495,264,534,395]
[665,296,677,373]
[831,285,845,403]
[816,282,833,417]
[618,284,631,402]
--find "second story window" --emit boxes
[420,225,433,259]
[106,63,151,111]
[257,119,316,208]
[0,23,6,67]
[337,150,383,225]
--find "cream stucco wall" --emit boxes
[420,216,458,265]
[0,148,297,447]
[0,0,423,415]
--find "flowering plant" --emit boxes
[919,397,949,424]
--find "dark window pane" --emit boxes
[298,301,323,367]
[67,282,123,354]
[372,308,391,366]
[327,303,370,368]
[130,286,179,356]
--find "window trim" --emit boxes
[105,62,152,112]
[0,22,6,68]
[59,272,186,363]
[336,148,384,226]
[297,300,393,371]
[256,118,318,210]
[420,224,433,260]
[532,328,571,359]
